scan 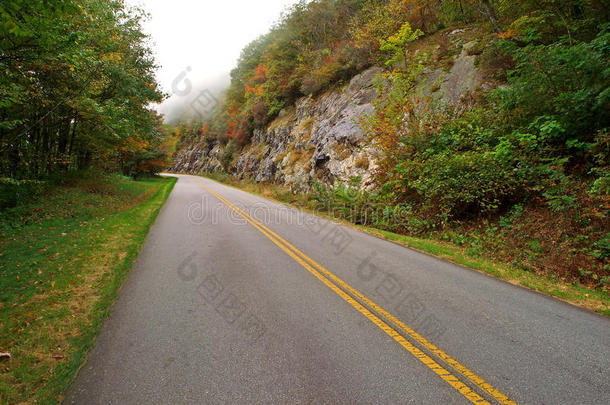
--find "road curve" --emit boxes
[65,174,610,404]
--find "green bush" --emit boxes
[396,149,521,217]
[493,25,610,166]
[0,178,46,209]
[593,234,610,261]
[221,140,238,171]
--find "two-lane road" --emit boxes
[65,174,610,404]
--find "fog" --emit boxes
[125,0,297,122]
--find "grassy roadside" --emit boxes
[0,174,176,404]
[198,172,609,317]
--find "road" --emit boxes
[65,174,610,404]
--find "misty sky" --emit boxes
[125,0,297,120]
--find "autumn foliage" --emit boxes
[169,0,609,287]
[183,0,607,149]
[0,0,166,179]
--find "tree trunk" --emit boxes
[480,0,502,34]
[41,124,50,176]
[68,114,78,163]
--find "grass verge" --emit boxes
[0,174,176,404]
[197,172,609,317]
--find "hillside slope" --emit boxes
[172,27,490,189]
[170,1,609,291]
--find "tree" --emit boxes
[0,0,164,178]
[379,22,424,71]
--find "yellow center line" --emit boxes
[201,185,515,404]
[196,179,515,405]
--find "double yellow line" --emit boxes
[195,179,515,405]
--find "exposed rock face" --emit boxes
[234,67,382,191]
[172,67,383,191]
[171,31,485,191]
[172,142,223,174]
[440,41,484,104]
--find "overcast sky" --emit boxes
[125,0,297,120]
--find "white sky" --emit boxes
[125,0,297,118]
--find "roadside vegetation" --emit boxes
[0,1,178,402]
[0,0,171,178]
[173,0,609,297]
[0,173,176,404]
[202,172,609,316]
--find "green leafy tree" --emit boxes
[0,0,164,178]
[379,22,424,70]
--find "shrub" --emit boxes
[396,149,521,217]
[221,140,238,171]
[355,156,370,170]
[593,234,610,261]
[251,101,269,126]
[493,25,610,166]
[0,178,46,209]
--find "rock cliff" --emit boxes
[171,30,485,191]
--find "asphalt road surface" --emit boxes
[65,174,610,404]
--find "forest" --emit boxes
[177,0,608,146]
[0,0,170,189]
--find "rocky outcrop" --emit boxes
[170,29,486,191]
[232,66,382,191]
[172,66,383,191]
[171,142,223,174]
